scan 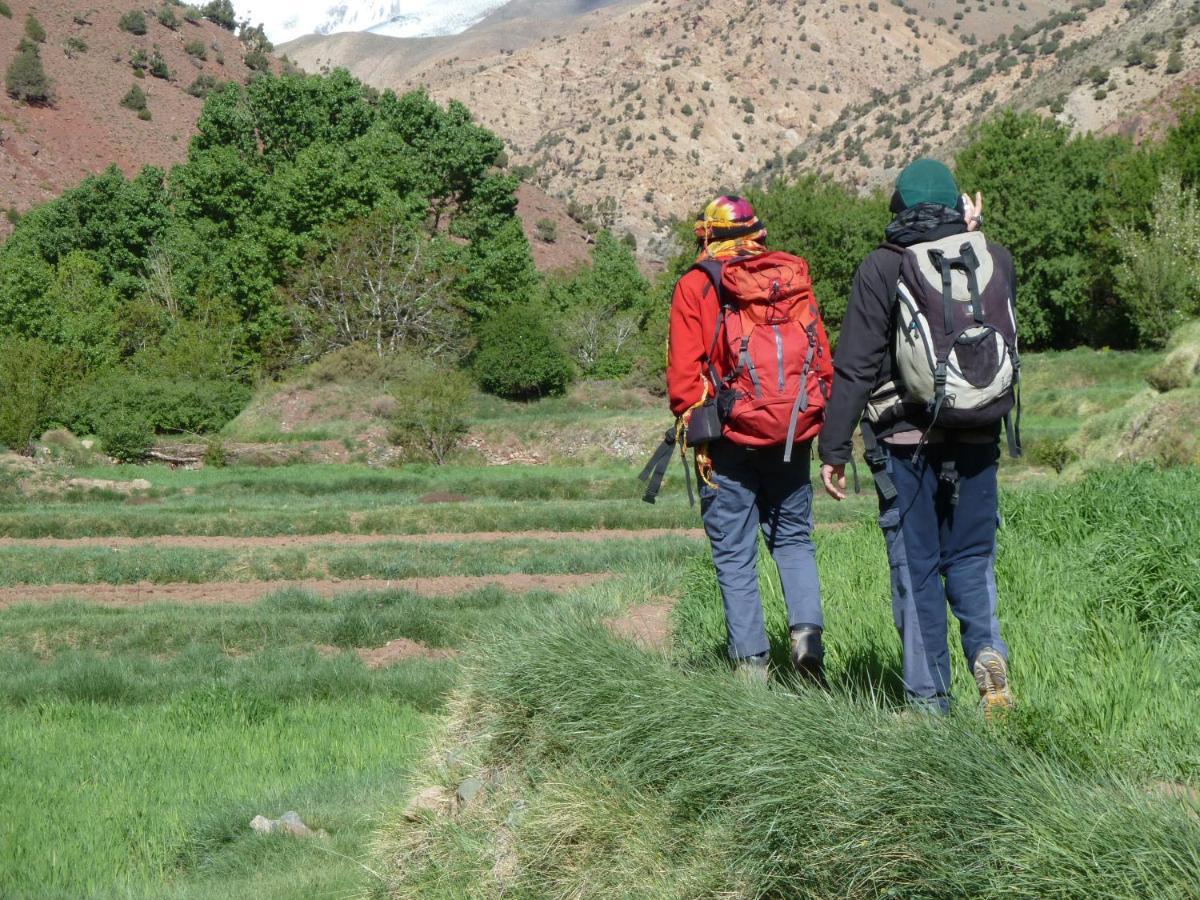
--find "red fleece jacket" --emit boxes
[667,267,732,417]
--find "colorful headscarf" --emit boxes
[694,195,768,260]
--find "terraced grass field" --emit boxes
[0,460,724,897]
[1,347,1188,897]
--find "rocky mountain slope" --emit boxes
[282,0,1069,254]
[284,0,1200,256]
[0,0,262,230]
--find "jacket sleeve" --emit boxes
[667,275,709,416]
[818,253,896,465]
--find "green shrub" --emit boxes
[202,437,228,468]
[118,9,147,34]
[5,44,51,104]
[0,337,78,452]
[1026,436,1077,473]
[63,35,88,57]
[97,409,153,462]
[156,4,178,29]
[182,5,202,23]
[474,305,573,400]
[0,3,11,19]
[183,38,206,59]
[119,83,147,112]
[243,48,270,71]
[137,108,152,121]
[24,13,45,43]
[388,363,473,464]
[68,371,251,436]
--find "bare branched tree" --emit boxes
[285,215,468,364]
[563,304,638,371]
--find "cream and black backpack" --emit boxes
[867,231,1021,455]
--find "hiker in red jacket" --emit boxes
[668,195,833,682]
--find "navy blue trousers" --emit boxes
[700,440,823,660]
[876,441,1008,711]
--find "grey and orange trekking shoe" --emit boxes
[973,647,1014,719]
[734,652,770,683]
[789,626,826,687]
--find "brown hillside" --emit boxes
[0,0,262,232]
[282,0,1068,255]
[800,0,1200,190]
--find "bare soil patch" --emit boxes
[0,528,706,551]
[356,638,460,668]
[0,574,608,608]
[605,598,675,652]
[418,492,471,504]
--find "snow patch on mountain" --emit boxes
[236,0,510,44]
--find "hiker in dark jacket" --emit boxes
[818,159,1017,716]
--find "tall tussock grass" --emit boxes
[388,617,1200,898]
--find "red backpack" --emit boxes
[696,251,833,460]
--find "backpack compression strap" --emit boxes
[930,242,984,334]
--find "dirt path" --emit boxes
[0,574,609,608]
[0,528,706,551]
[605,598,676,652]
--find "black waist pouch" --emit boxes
[685,399,723,445]
[685,388,736,445]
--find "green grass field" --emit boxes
[3,347,1196,898]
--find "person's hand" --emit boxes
[963,191,984,231]
[820,463,846,501]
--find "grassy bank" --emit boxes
[380,467,1200,897]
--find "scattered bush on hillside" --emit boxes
[148,49,169,79]
[120,83,148,113]
[157,5,178,29]
[182,5,202,24]
[474,304,572,400]
[201,0,235,29]
[184,73,220,97]
[97,409,153,462]
[0,3,10,19]
[5,42,51,104]
[184,38,206,59]
[1115,175,1200,348]
[118,9,147,34]
[63,36,88,57]
[534,218,557,243]
[388,361,473,464]
[24,14,45,43]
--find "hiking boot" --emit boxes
[973,647,1014,719]
[734,652,770,683]
[789,626,826,687]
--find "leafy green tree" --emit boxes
[744,176,889,336]
[956,112,1131,347]
[1114,174,1200,347]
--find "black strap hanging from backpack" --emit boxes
[639,427,694,506]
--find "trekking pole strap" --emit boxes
[858,420,898,501]
[639,429,678,505]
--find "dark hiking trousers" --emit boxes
[876,440,1008,712]
[699,439,823,660]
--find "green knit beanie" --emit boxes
[891,158,960,213]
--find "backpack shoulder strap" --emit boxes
[690,259,731,385]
